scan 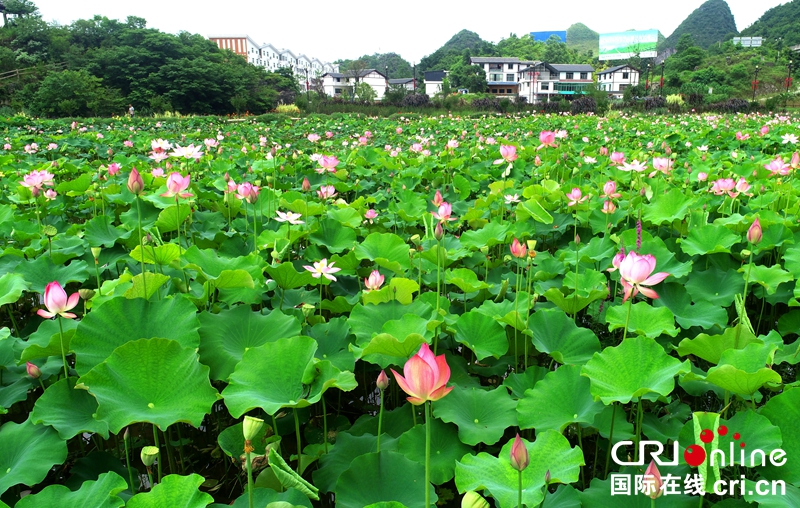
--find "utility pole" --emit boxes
[413,64,416,92]
[659,61,665,97]
[752,65,760,102]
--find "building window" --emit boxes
[508,63,514,69]
[622,72,629,79]
[566,72,574,79]
[619,84,628,91]
[506,74,515,81]
[506,89,512,93]
[490,73,503,81]
[335,77,340,82]
[580,72,587,79]
[541,83,549,90]
[334,88,342,94]
[491,88,497,93]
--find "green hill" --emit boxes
[740,0,800,46]
[662,0,738,50]
[418,30,495,72]
[566,23,598,55]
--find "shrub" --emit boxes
[471,97,500,111]
[570,96,597,115]
[665,94,684,106]
[276,104,301,114]
[708,98,750,113]
[400,93,430,108]
[644,97,667,110]
[256,113,283,123]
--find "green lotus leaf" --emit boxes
[20,318,79,363]
[715,410,783,467]
[680,224,740,256]
[30,377,109,439]
[71,295,200,375]
[581,336,691,404]
[642,187,692,225]
[605,301,679,338]
[123,272,171,300]
[309,217,357,253]
[397,419,473,485]
[362,278,419,306]
[349,301,433,346]
[446,268,492,293]
[198,306,301,381]
[130,244,182,265]
[222,335,356,417]
[455,430,583,508]
[433,385,517,446]
[654,282,728,330]
[517,364,604,433]
[684,266,744,307]
[588,403,634,443]
[0,417,68,496]
[502,366,549,399]
[218,420,279,460]
[0,272,28,307]
[676,326,760,365]
[154,204,192,233]
[453,310,508,361]
[307,317,356,372]
[761,388,800,484]
[618,230,693,278]
[743,480,800,507]
[55,172,93,194]
[739,263,793,295]
[529,307,601,365]
[225,488,313,508]
[126,474,213,508]
[354,232,411,274]
[459,221,511,250]
[15,256,89,293]
[326,207,362,228]
[84,215,131,248]
[515,197,554,224]
[706,343,782,395]
[77,338,219,433]
[265,262,316,290]
[16,471,126,508]
[182,246,265,283]
[355,333,427,369]
[335,451,436,508]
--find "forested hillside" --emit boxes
[661,0,738,50]
[740,0,800,46]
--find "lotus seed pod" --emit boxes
[140,446,159,467]
[242,415,264,442]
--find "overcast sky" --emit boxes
[33,0,786,64]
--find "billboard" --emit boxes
[732,37,762,48]
[531,31,567,43]
[599,30,658,60]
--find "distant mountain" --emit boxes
[566,23,598,55]
[418,30,495,72]
[740,0,800,46]
[662,0,738,50]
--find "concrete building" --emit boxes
[597,64,640,98]
[322,69,389,100]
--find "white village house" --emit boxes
[596,64,641,99]
[423,70,447,97]
[321,69,389,100]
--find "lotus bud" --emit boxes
[26,361,41,379]
[140,446,159,467]
[434,223,444,241]
[643,460,663,499]
[242,415,264,451]
[376,370,390,390]
[545,469,551,484]
[461,491,490,508]
[510,434,529,471]
[124,428,130,441]
[302,177,311,191]
[510,238,527,258]
[127,167,144,195]
[747,217,762,245]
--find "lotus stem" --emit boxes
[377,388,385,453]
[136,197,146,299]
[152,424,162,483]
[622,298,632,341]
[123,429,136,492]
[735,250,754,349]
[322,396,329,454]
[425,400,431,508]
[57,316,69,379]
[174,196,181,254]
[518,469,523,508]
[245,446,254,508]
[604,403,617,479]
[293,408,302,473]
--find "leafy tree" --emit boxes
[354,81,376,102]
[543,36,571,63]
[448,61,486,93]
[28,69,124,117]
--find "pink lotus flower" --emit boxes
[317,185,337,200]
[601,181,621,199]
[151,139,172,151]
[765,157,790,176]
[123,140,133,148]
[364,130,373,138]
[431,190,444,207]
[710,178,736,197]
[747,217,762,244]
[486,137,497,145]
[236,182,260,203]
[649,157,673,177]
[607,248,625,272]
[204,138,219,148]
[432,202,456,223]
[108,162,121,176]
[20,170,55,196]
[307,133,321,142]
[642,461,663,499]
[565,188,588,207]
[149,151,169,163]
[152,168,165,178]
[494,145,518,164]
[37,281,80,319]
[364,209,378,223]
[620,159,647,172]
[735,177,752,196]
[377,370,390,390]
[447,140,459,149]
[26,361,41,379]
[302,177,311,191]
[396,127,403,134]
[760,125,770,136]
[170,144,204,159]
[127,168,144,195]
[275,210,303,224]
[24,143,38,154]
[358,137,368,146]
[510,434,529,472]
[160,172,193,198]
[697,172,708,182]
[391,342,452,405]
[602,200,616,214]
[599,146,609,156]
[410,143,423,153]
[317,155,339,173]
[538,131,557,150]
[44,189,57,201]
[610,151,625,165]
[618,251,670,302]
[303,258,341,281]
[364,270,384,291]
[325,131,333,138]
[792,152,800,169]
[510,238,527,258]
[2,143,10,150]
[735,131,750,141]
[47,143,58,150]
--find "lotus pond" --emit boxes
[1,111,800,508]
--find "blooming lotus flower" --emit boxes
[47,142,58,150]
[107,162,121,176]
[649,157,673,177]
[486,137,497,145]
[599,146,609,156]
[20,170,55,197]
[602,200,616,214]
[44,189,57,200]
[37,281,80,319]
[170,144,204,159]
[643,461,663,499]
[204,138,219,148]
[565,188,588,207]
[236,182,259,203]
[151,138,172,151]
[396,127,403,134]
[325,131,333,138]
[510,434,529,472]
[431,190,444,207]
[735,131,750,141]
[610,151,625,165]
[584,156,597,164]
[2,143,10,150]
[307,133,320,142]
[149,151,169,163]
[782,133,798,145]
[618,251,670,302]
[275,210,304,224]
[792,152,800,169]
[364,209,378,223]
[735,177,752,196]
[607,248,625,272]
[410,143,423,153]
[376,370,390,390]
[494,145,518,164]
[364,270,384,291]
[765,156,790,176]
[303,258,341,281]
[620,159,647,172]
[391,342,452,405]
[710,178,736,197]
[697,172,708,182]
[317,185,337,200]
[317,155,339,173]
[127,168,144,195]
[24,143,38,154]
[447,140,459,149]
[538,131,556,149]
[601,181,621,199]
[161,172,193,198]
[432,202,456,222]
[510,238,527,258]
[504,194,520,204]
[152,168,165,178]
[747,217,762,244]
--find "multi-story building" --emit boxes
[322,69,389,100]
[423,70,447,97]
[470,57,537,96]
[208,35,262,65]
[596,64,640,99]
[517,63,595,103]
